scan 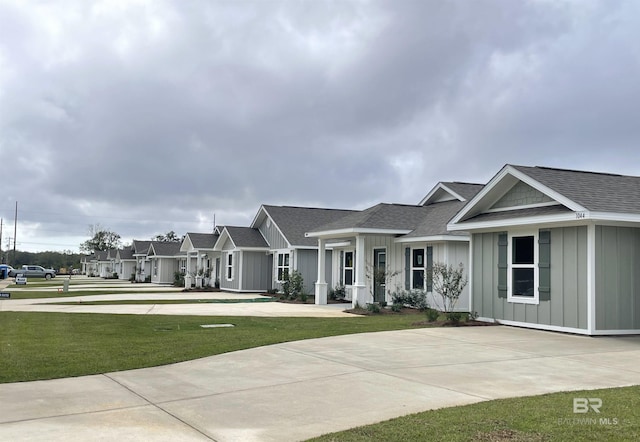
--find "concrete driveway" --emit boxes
[1,326,639,441]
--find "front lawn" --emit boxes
[309,386,640,442]
[0,312,429,383]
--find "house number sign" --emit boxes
[575,211,586,219]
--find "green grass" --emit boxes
[1,289,181,299]
[46,298,276,305]
[0,312,426,383]
[309,386,640,442]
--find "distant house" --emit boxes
[115,246,136,280]
[250,205,356,294]
[95,250,112,278]
[80,254,98,276]
[212,206,356,293]
[147,241,184,284]
[180,232,220,287]
[306,182,483,308]
[448,164,640,336]
[213,226,271,292]
[132,240,152,282]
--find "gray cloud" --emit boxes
[1,0,639,251]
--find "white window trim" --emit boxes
[410,247,425,290]
[507,230,539,305]
[276,251,290,283]
[343,249,355,286]
[226,252,234,281]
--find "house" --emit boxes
[213,226,271,292]
[448,164,640,336]
[180,232,220,288]
[212,206,356,293]
[132,240,152,282]
[147,241,185,284]
[80,254,97,276]
[250,205,356,294]
[306,182,483,308]
[95,250,112,278]
[115,246,136,281]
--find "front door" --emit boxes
[373,249,386,303]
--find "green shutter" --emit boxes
[497,232,508,298]
[426,246,433,292]
[538,229,551,301]
[404,247,410,290]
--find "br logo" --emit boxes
[573,398,602,413]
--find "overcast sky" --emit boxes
[1,0,640,253]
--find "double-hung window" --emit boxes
[226,252,234,281]
[411,248,425,289]
[343,251,354,285]
[508,232,538,304]
[277,252,290,282]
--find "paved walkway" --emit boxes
[1,326,639,441]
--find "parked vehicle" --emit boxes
[0,264,14,279]
[9,265,56,280]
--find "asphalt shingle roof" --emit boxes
[402,201,470,238]
[463,204,572,223]
[513,165,640,214]
[263,205,356,247]
[225,226,269,248]
[442,182,484,201]
[309,203,434,234]
[118,246,134,260]
[186,232,219,249]
[149,241,183,257]
[132,240,152,255]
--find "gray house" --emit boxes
[448,164,640,336]
[307,182,483,307]
[146,241,184,284]
[250,205,356,294]
[180,232,220,287]
[214,226,271,292]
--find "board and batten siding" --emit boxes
[257,218,288,250]
[472,226,588,330]
[364,235,404,304]
[241,251,272,291]
[295,249,332,294]
[595,226,640,330]
[220,250,239,291]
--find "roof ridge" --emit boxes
[513,164,630,178]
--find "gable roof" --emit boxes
[449,164,640,229]
[419,182,484,205]
[181,232,219,252]
[255,205,357,247]
[148,241,183,257]
[214,226,269,250]
[132,240,152,256]
[117,246,134,260]
[397,201,470,241]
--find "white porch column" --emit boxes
[185,252,193,288]
[352,234,368,307]
[195,252,203,288]
[315,238,328,305]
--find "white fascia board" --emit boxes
[179,236,195,253]
[212,228,236,252]
[395,234,470,243]
[447,212,579,231]
[306,228,412,238]
[236,247,270,252]
[249,205,267,229]
[418,183,464,206]
[588,211,640,223]
[251,206,292,249]
[325,241,352,248]
[449,165,586,226]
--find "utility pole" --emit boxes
[13,201,17,265]
[0,218,3,264]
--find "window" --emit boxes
[179,259,186,273]
[226,253,234,281]
[344,251,354,285]
[153,260,158,277]
[411,248,425,289]
[508,233,538,304]
[277,252,290,281]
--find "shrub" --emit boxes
[112,272,118,279]
[266,288,278,295]
[214,278,220,289]
[390,289,429,311]
[447,312,463,324]
[173,271,185,287]
[426,308,440,322]
[330,284,346,300]
[299,292,308,303]
[431,262,468,315]
[129,273,136,282]
[391,303,402,313]
[366,303,381,314]
[145,275,151,283]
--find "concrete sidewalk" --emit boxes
[1,326,639,441]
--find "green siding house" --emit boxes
[449,164,640,336]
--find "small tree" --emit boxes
[430,262,468,323]
[80,224,122,253]
[365,261,400,302]
[282,270,304,300]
